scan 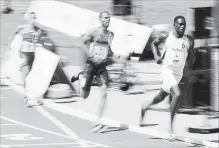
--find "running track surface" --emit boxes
[1,86,203,148]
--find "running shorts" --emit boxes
[161,69,182,93]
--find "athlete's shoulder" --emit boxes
[185,34,194,46]
[158,31,170,40]
[14,28,24,35]
[16,25,28,34]
[18,26,35,35]
[88,27,99,34]
[153,31,169,44]
[82,27,98,38]
[186,34,194,42]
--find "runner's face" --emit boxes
[28,13,36,26]
[100,13,110,28]
[174,18,186,36]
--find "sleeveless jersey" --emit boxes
[83,27,114,65]
[19,27,44,52]
[161,31,189,75]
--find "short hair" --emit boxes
[99,11,110,18]
[174,15,185,23]
[28,12,36,19]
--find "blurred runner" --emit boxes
[13,12,50,106]
[140,16,196,139]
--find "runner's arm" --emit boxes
[29,28,45,51]
[78,29,96,56]
[108,32,115,57]
[39,31,57,53]
[81,28,96,45]
[107,32,127,64]
[186,35,196,68]
[151,32,168,64]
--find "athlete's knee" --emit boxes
[170,86,181,98]
[173,90,181,99]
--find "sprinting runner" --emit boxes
[140,16,196,138]
[71,11,118,132]
[17,12,48,80]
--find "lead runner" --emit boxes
[140,16,196,139]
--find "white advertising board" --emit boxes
[25,47,60,98]
[25,0,153,56]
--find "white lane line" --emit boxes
[1,80,88,144]
[43,100,121,127]
[0,79,110,148]
[35,106,79,139]
[42,100,174,143]
[2,78,218,147]
[0,142,87,148]
[1,79,25,94]
[0,116,110,148]
[0,116,80,140]
[43,96,219,148]
[35,106,90,147]
[0,124,16,126]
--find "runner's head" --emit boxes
[173,16,186,36]
[99,11,110,28]
[26,12,37,26]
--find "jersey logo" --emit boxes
[173,59,179,63]
[182,42,185,49]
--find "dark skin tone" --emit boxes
[141,18,196,135]
[80,12,115,59]
[99,12,110,32]
[71,13,117,132]
[151,18,195,65]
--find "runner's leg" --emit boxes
[140,89,169,125]
[79,63,94,99]
[90,67,109,132]
[169,85,181,134]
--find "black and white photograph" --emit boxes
[0,0,219,147]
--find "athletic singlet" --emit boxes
[19,27,44,52]
[161,31,189,75]
[82,27,114,65]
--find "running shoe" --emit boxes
[24,98,43,107]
